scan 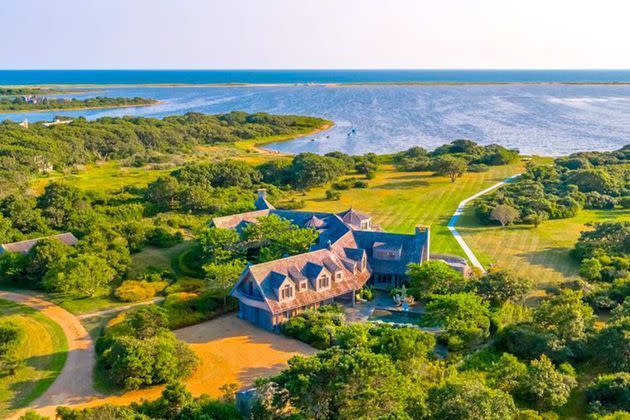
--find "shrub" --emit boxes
[146,227,183,248]
[0,321,24,374]
[357,286,374,301]
[114,280,168,302]
[164,278,206,294]
[325,190,341,200]
[586,373,630,415]
[427,379,517,420]
[275,199,305,210]
[283,305,345,349]
[353,180,368,188]
[468,163,489,172]
[99,332,198,390]
[516,355,577,410]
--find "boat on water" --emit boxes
[347,128,356,136]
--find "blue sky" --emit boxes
[2,0,630,69]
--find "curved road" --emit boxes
[447,173,522,273]
[0,291,97,419]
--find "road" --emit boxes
[447,173,522,272]
[0,291,98,419]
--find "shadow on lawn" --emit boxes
[517,247,579,278]
[372,179,430,189]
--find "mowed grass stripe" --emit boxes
[0,299,68,418]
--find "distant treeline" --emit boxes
[0,87,65,96]
[475,146,629,226]
[0,95,157,111]
[0,112,327,192]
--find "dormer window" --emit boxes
[281,284,294,300]
[335,271,342,281]
[318,274,330,289]
[360,220,371,230]
[299,280,308,291]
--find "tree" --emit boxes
[425,293,491,350]
[533,290,596,344]
[407,260,466,299]
[572,221,630,261]
[371,326,436,362]
[0,251,27,284]
[100,332,198,390]
[144,176,182,211]
[290,153,345,189]
[433,156,467,182]
[36,182,86,229]
[590,301,629,372]
[585,373,630,415]
[197,227,242,264]
[23,237,72,289]
[0,321,23,375]
[523,212,547,228]
[43,254,116,297]
[203,259,245,309]
[471,270,532,306]
[490,204,519,227]
[125,305,170,339]
[516,355,577,410]
[486,353,527,394]
[241,214,318,262]
[427,379,517,420]
[270,347,413,419]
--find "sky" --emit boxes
[2,0,630,69]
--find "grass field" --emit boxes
[128,241,193,278]
[458,207,630,287]
[0,299,67,418]
[296,160,537,258]
[30,161,172,194]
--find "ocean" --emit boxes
[4,69,630,85]
[2,70,630,156]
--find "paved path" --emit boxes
[0,291,97,419]
[77,297,164,320]
[447,173,522,272]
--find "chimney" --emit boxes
[257,188,267,200]
[415,225,430,262]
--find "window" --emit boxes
[319,275,330,289]
[300,281,307,291]
[335,271,342,280]
[281,284,293,300]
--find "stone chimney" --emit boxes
[257,188,267,200]
[415,225,430,262]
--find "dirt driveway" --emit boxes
[0,290,97,419]
[2,292,314,417]
[75,314,316,410]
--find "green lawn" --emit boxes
[459,207,630,287]
[296,160,535,258]
[0,299,67,418]
[128,241,193,278]
[30,161,172,194]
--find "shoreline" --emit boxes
[234,120,334,156]
[0,99,163,114]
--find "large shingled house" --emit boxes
[211,190,431,331]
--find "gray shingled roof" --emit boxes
[225,196,430,316]
[0,232,79,254]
